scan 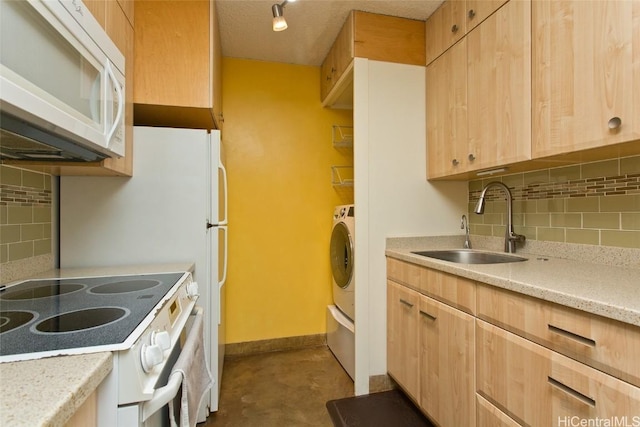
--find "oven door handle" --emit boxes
[141,306,203,422]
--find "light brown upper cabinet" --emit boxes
[532,1,640,158]
[426,0,531,179]
[425,0,507,65]
[134,0,223,130]
[321,11,426,107]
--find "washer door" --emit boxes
[330,222,353,289]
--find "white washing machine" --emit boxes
[327,204,355,381]
[330,204,355,321]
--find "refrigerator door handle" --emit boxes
[218,159,228,226]
[218,225,228,289]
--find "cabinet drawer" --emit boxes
[476,394,519,427]
[477,284,640,387]
[476,320,640,425]
[386,258,476,314]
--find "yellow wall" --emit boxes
[222,58,353,344]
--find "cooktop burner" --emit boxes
[34,307,129,333]
[0,272,186,359]
[0,311,36,334]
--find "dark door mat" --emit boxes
[326,389,434,427]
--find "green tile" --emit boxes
[0,243,7,263]
[7,206,32,224]
[513,199,537,215]
[21,224,44,241]
[492,225,507,238]
[621,213,640,230]
[33,206,51,223]
[483,200,507,215]
[525,213,551,227]
[550,213,582,228]
[22,170,45,189]
[470,224,493,236]
[566,197,599,213]
[469,180,484,192]
[502,173,524,189]
[468,212,483,224]
[599,195,640,213]
[0,166,22,186]
[34,239,52,256]
[8,241,33,261]
[483,213,503,225]
[583,213,620,229]
[566,229,600,245]
[43,223,52,238]
[0,225,21,244]
[537,227,566,242]
[537,198,565,213]
[550,165,581,183]
[601,230,640,248]
[621,155,640,175]
[581,159,618,179]
[0,206,7,225]
[44,174,52,191]
[523,170,550,186]
[512,213,524,227]
[514,226,536,240]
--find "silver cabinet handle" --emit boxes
[548,324,596,347]
[548,376,596,407]
[468,9,476,19]
[399,298,414,308]
[452,159,459,166]
[468,154,476,161]
[419,310,437,321]
[451,24,459,33]
[608,116,621,130]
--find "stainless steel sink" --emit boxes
[411,249,527,264]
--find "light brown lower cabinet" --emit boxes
[476,319,640,426]
[419,294,475,427]
[387,280,420,402]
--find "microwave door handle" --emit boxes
[104,60,123,145]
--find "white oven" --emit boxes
[0,270,212,426]
[0,0,125,160]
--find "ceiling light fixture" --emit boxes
[272,0,295,32]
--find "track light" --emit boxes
[271,0,295,32]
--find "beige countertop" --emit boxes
[386,236,640,327]
[0,352,112,427]
[0,263,195,426]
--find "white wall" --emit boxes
[353,58,468,395]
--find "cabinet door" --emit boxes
[387,280,420,401]
[425,0,467,65]
[532,1,640,158]
[426,38,468,179]
[465,0,508,33]
[477,320,640,425]
[467,0,531,172]
[419,295,475,427]
[320,13,354,101]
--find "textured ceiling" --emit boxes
[217,0,444,66]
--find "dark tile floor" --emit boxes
[203,346,354,427]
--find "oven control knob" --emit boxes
[151,330,171,351]
[141,344,164,373]
[186,281,199,300]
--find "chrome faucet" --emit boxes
[474,181,525,253]
[461,214,471,249]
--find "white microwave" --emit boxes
[0,0,125,161]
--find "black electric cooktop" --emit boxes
[0,272,186,359]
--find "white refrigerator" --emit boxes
[60,126,228,414]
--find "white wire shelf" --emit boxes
[332,125,353,148]
[332,166,354,187]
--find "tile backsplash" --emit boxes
[469,155,640,249]
[0,165,54,283]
